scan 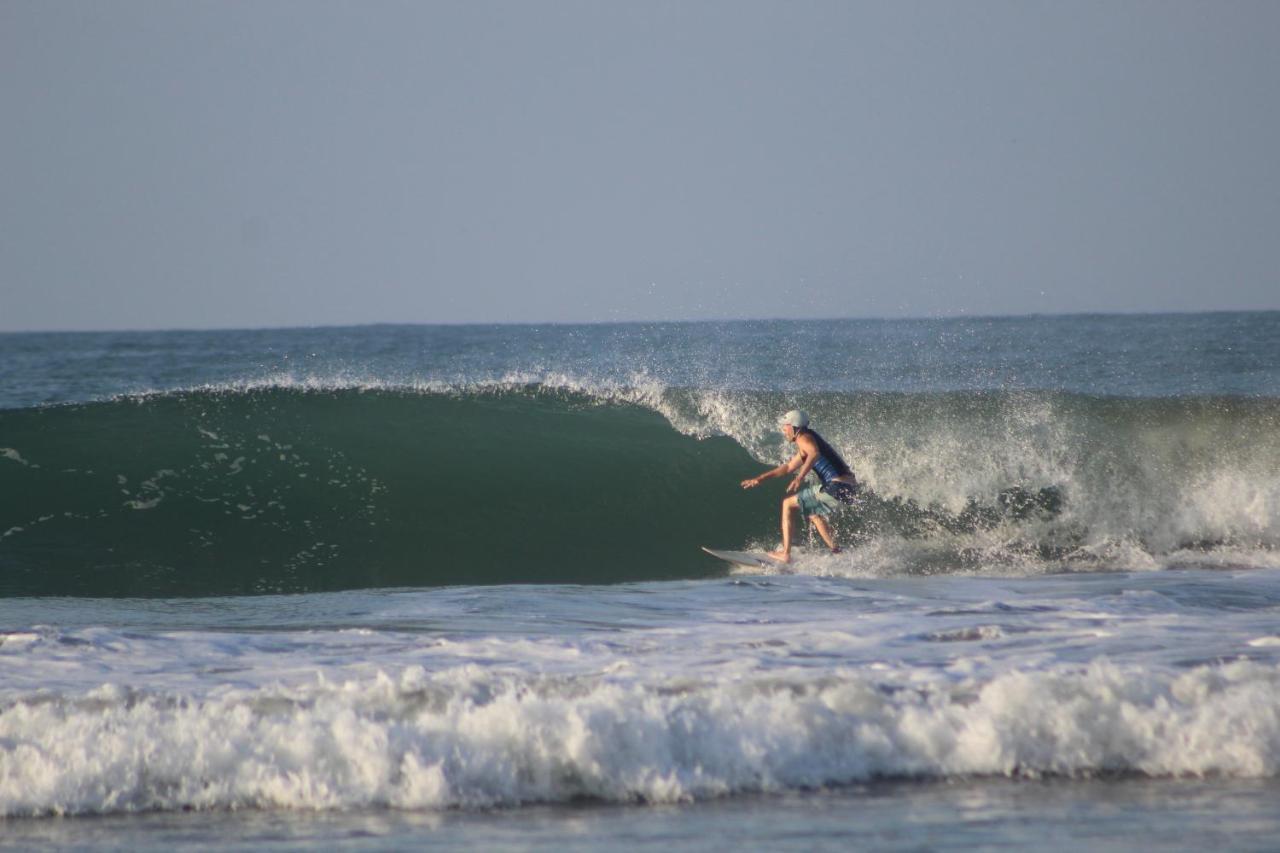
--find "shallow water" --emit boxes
[7,778,1280,852]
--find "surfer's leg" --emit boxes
[768,495,800,563]
[810,515,839,553]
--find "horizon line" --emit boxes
[2,306,1277,336]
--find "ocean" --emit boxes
[2,312,1279,850]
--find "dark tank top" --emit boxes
[798,428,853,486]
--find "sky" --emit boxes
[2,0,1278,331]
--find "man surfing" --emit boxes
[740,410,859,563]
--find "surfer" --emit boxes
[740,410,859,563]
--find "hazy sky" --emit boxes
[2,1,1277,331]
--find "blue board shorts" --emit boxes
[797,480,859,520]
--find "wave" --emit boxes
[2,381,1278,596]
[655,384,1280,575]
[2,658,1278,816]
[0,385,777,596]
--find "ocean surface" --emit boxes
[2,313,1279,850]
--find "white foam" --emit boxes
[0,632,41,648]
[1,447,35,468]
[1,659,1278,817]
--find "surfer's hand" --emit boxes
[786,477,802,494]
[740,477,759,489]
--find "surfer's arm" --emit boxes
[785,435,820,493]
[741,452,805,489]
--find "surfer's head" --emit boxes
[779,409,809,439]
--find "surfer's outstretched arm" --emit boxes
[741,452,804,489]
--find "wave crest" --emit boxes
[3,659,1278,816]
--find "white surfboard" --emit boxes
[701,547,783,570]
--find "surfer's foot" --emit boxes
[767,549,791,563]
[830,546,842,555]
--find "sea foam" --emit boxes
[2,659,1278,817]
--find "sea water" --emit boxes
[2,313,1279,850]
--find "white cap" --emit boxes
[779,409,809,429]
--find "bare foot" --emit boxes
[766,549,791,563]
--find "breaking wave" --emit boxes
[2,657,1279,816]
[1,380,1277,596]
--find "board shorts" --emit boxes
[797,480,860,520]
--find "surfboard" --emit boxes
[701,547,783,570]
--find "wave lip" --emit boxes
[1,659,1277,817]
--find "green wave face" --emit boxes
[0,389,777,596]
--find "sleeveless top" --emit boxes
[798,428,854,486]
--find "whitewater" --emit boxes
[2,313,1279,850]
